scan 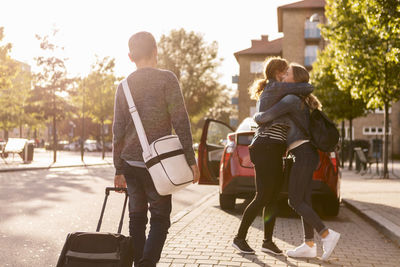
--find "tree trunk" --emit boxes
[4,130,9,142]
[341,120,345,167]
[348,119,353,170]
[101,121,105,160]
[53,114,57,163]
[383,101,389,179]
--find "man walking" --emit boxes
[112,31,200,267]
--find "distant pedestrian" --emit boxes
[232,57,314,255]
[112,31,200,267]
[254,63,341,260]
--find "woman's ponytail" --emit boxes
[249,78,267,100]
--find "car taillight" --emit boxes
[226,133,236,154]
[330,152,338,173]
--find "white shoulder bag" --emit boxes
[121,79,194,195]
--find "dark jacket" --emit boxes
[254,94,311,146]
[253,80,313,140]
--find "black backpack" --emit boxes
[293,108,339,152]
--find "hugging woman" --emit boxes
[232,57,313,255]
[254,63,341,260]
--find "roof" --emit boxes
[278,0,325,32]
[234,35,282,61]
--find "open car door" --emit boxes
[198,119,234,185]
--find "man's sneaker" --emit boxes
[232,237,255,254]
[321,229,341,261]
[261,240,283,255]
[287,243,317,258]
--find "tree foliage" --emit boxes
[323,0,400,108]
[83,56,119,158]
[322,0,400,177]
[311,44,366,122]
[157,28,228,140]
[29,29,73,162]
[0,27,19,139]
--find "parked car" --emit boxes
[45,140,69,150]
[65,141,81,151]
[84,140,98,152]
[198,118,341,216]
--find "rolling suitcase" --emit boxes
[56,187,134,267]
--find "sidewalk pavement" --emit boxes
[0,148,112,172]
[157,163,400,266]
[160,190,400,266]
[340,167,400,247]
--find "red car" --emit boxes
[198,118,341,216]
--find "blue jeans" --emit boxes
[123,162,172,267]
[288,142,327,241]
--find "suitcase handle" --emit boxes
[96,187,128,234]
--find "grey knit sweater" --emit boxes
[112,67,196,175]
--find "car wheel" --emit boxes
[323,198,340,217]
[219,194,235,210]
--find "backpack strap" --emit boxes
[290,103,312,140]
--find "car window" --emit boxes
[207,121,232,147]
[236,117,257,132]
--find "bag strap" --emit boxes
[121,79,152,159]
[291,103,311,139]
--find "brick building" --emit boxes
[234,0,400,156]
[234,36,282,122]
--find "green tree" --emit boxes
[157,28,227,141]
[84,56,118,159]
[323,0,400,178]
[311,45,367,168]
[0,27,19,140]
[14,64,32,137]
[30,29,73,162]
[68,77,87,161]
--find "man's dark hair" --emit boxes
[128,31,157,62]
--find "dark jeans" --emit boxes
[237,139,286,242]
[123,162,172,267]
[288,142,327,241]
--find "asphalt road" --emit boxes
[0,165,217,267]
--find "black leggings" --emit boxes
[236,140,285,241]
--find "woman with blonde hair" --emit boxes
[254,63,340,261]
[232,58,314,255]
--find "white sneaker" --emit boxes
[287,243,317,258]
[321,229,341,260]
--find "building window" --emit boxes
[374,107,392,114]
[304,20,321,39]
[250,61,264,74]
[338,126,354,140]
[363,126,392,135]
[304,45,318,67]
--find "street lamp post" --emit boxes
[81,79,85,162]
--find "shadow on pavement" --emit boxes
[0,166,113,223]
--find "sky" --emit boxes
[1,0,298,87]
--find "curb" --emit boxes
[171,190,218,225]
[343,198,400,247]
[0,162,112,173]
